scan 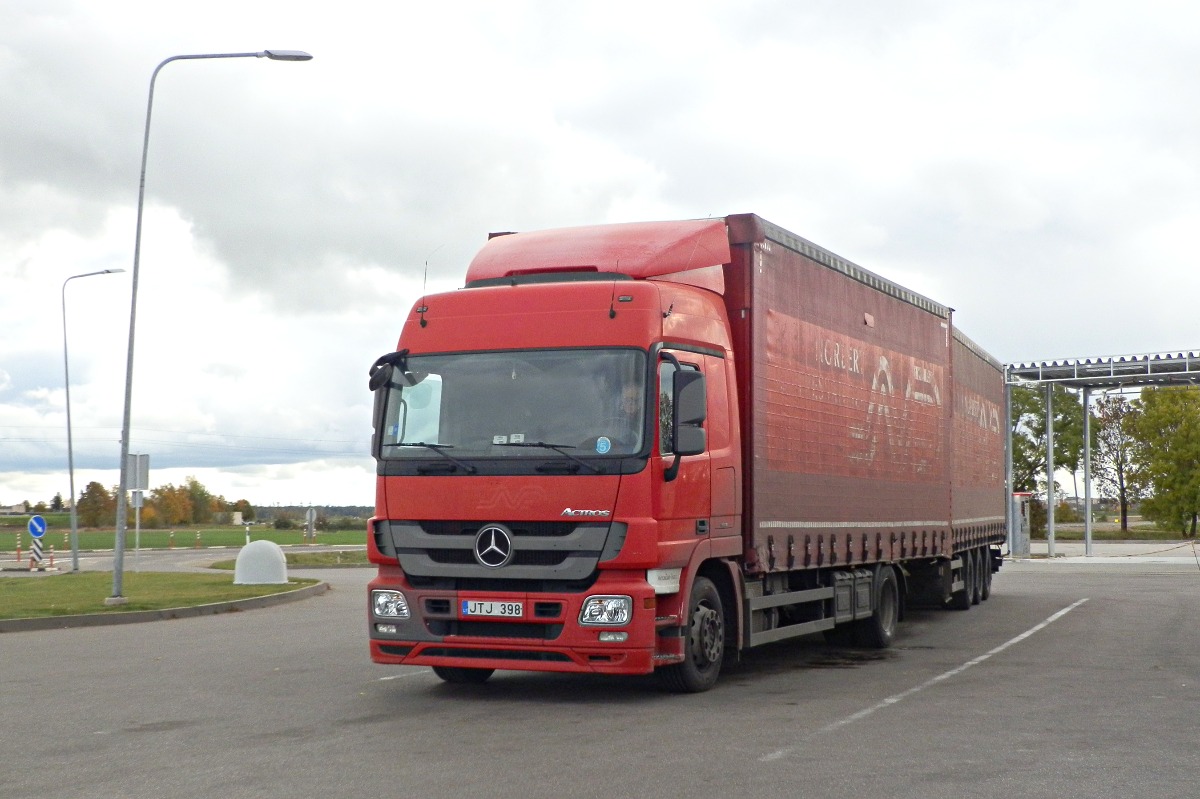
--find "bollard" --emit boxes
[49,545,55,569]
[15,533,21,565]
[169,531,175,549]
[63,531,69,547]
[195,531,201,549]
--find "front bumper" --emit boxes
[368,569,666,675]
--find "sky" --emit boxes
[2,0,1199,508]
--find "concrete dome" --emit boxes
[233,539,289,585]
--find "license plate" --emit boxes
[461,600,523,618]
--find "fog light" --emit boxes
[579,595,632,626]
[376,623,398,634]
[372,590,411,618]
[598,631,628,643]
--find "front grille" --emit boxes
[407,575,598,593]
[378,519,622,584]
[426,548,570,567]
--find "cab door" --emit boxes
[654,352,711,549]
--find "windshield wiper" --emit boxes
[495,441,603,474]
[386,442,477,474]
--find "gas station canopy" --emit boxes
[1006,350,1200,390]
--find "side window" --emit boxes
[658,360,699,455]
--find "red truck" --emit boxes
[366,214,1006,692]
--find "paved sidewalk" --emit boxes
[1017,539,1200,563]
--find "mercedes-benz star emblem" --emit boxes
[474,524,514,568]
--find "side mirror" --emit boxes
[368,363,394,392]
[668,371,706,477]
[673,370,707,426]
[368,349,410,391]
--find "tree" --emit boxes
[1010,386,1045,492]
[76,482,115,528]
[1131,387,1200,537]
[51,493,64,512]
[1091,394,1146,531]
[231,499,255,522]
[1010,384,1084,496]
[186,477,220,524]
[149,483,194,526]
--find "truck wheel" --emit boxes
[970,549,983,605]
[948,553,972,611]
[981,548,994,601]
[432,666,495,685]
[856,566,899,649]
[658,576,725,693]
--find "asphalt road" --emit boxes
[3,556,1199,799]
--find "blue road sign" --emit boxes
[28,515,47,539]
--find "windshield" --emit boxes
[378,349,647,459]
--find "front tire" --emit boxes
[658,576,725,693]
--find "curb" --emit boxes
[0,581,330,634]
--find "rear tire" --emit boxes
[948,552,972,610]
[981,548,994,601]
[970,548,983,605]
[856,566,899,649]
[432,666,494,685]
[658,576,725,693]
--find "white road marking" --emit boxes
[759,598,1091,762]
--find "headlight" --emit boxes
[372,590,411,618]
[578,595,632,626]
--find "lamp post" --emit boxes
[109,49,312,604]
[62,268,125,573]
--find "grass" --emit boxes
[0,526,365,553]
[209,550,370,570]
[1033,520,1187,541]
[0,571,319,621]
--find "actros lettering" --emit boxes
[561,508,611,517]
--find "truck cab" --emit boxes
[368,221,743,690]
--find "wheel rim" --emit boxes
[691,603,723,667]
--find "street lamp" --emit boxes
[109,49,313,605]
[62,268,125,573]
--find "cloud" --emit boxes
[3,0,1200,505]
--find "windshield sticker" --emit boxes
[595,436,612,454]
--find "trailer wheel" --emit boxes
[856,566,899,649]
[981,548,994,601]
[432,666,495,685]
[948,553,972,611]
[658,576,724,693]
[970,548,983,605]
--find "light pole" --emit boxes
[62,268,125,572]
[109,49,312,604]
